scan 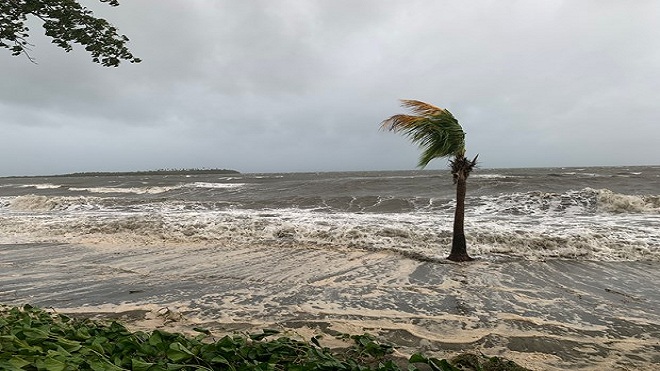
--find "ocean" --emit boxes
[1,166,658,261]
[1,166,659,370]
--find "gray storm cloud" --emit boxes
[1,0,659,176]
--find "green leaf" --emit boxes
[22,327,50,340]
[148,330,163,346]
[74,327,91,340]
[409,353,428,363]
[428,358,460,371]
[210,354,231,365]
[90,336,109,353]
[167,342,194,363]
[88,359,124,371]
[7,356,31,369]
[40,356,67,371]
[56,337,82,353]
[131,358,155,371]
[0,363,28,371]
[165,364,188,371]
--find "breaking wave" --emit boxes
[1,187,658,262]
[4,188,657,215]
[594,188,660,213]
[7,195,104,212]
[474,188,659,215]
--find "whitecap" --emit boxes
[472,174,511,179]
[6,194,101,212]
[188,182,245,189]
[19,183,62,189]
[594,188,660,213]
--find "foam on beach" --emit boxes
[1,242,658,370]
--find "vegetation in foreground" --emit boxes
[0,305,531,370]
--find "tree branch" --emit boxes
[1,0,139,66]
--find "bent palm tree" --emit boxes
[381,100,478,262]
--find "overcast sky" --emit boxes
[2,0,659,176]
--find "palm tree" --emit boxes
[381,100,478,262]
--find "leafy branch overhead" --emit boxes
[0,0,140,66]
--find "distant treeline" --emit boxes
[7,168,240,178]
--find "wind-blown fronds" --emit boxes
[400,99,446,117]
[381,100,466,168]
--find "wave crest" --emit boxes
[474,188,659,216]
[1,206,657,262]
[7,195,102,212]
[594,189,660,213]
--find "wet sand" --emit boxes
[1,243,658,370]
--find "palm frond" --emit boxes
[381,100,466,168]
[400,99,445,117]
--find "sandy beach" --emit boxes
[1,242,658,370]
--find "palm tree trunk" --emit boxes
[447,160,473,262]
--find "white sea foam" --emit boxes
[188,182,245,189]
[1,180,658,262]
[252,175,283,179]
[6,194,103,212]
[472,188,659,216]
[1,200,658,261]
[472,190,596,216]
[471,174,512,179]
[20,183,62,189]
[594,188,660,213]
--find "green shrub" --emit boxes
[0,304,531,371]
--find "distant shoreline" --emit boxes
[3,168,240,178]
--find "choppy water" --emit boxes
[2,166,659,370]
[1,166,658,261]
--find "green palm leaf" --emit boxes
[381,100,466,168]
